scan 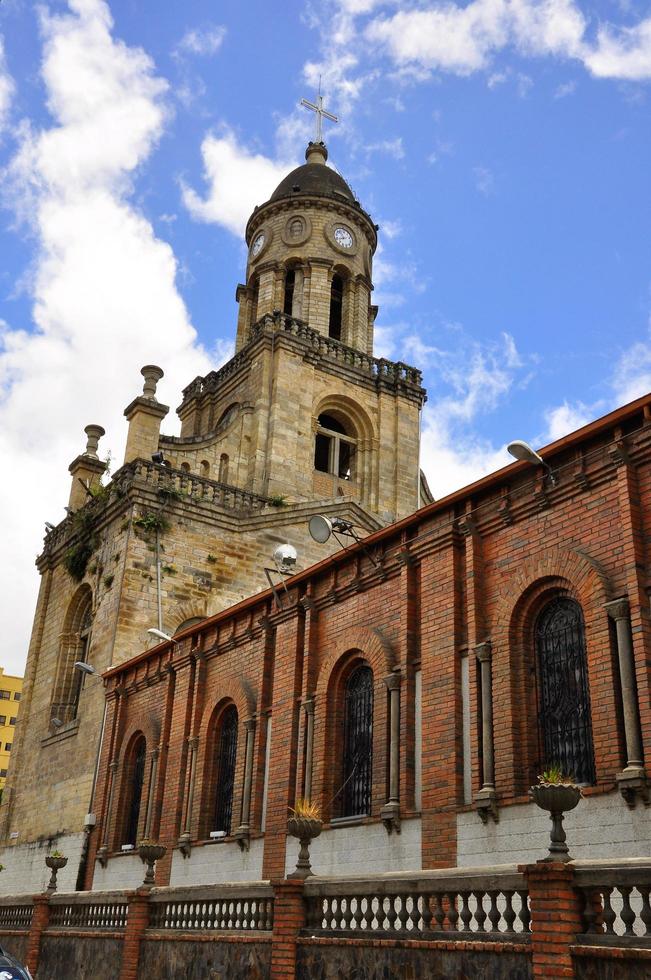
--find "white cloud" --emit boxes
[181,129,296,237]
[0,0,211,674]
[174,24,226,59]
[0,38,14,132]
[585,16,651,80]
[473,164,495,194]
[412,330,528,497]
[363,0,651,82]
[554,78,577,97]
[367,136,405,159]
[542,400,592,442]
[612,326,651,404]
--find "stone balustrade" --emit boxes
[180,312,423,407]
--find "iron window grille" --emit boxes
[124,738,147,846]
[341,665,374,817]
[535,597,596,785]
[213,706,238,834]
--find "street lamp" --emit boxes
[507,440,557,486]
[147,628,173,643]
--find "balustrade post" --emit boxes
[521,860,582,979]
[474,640,499,823]
[118,887,151,980]
[605,597,650,806]
[270,878,305,980]
[25,893,50,976]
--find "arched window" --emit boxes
[124,736,147,846]
[218,453,229,484]
[314,413,355,480]
[328,274,344,340]
[180,462,190,473]
[217,404,238,429]
[200,460,210,478]
[283,269,295,316]
[212,705,238,834]
[52,586,93,727]
[341,665,373,817]
[174,617,205,635]
[535,597,595,784]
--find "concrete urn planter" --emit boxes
[138,841,167,887]
[287,816,322,879]
[45,854,68,892]
[530,783,581,862]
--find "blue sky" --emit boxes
[0,0,650,671]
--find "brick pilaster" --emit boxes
[522,861,582,979]
[118,888,151,980]
[270,878,305,980]
[25,893,50,976]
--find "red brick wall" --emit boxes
[90,401,651,882]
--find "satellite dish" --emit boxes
[308,515,333,544]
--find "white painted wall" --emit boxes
[285,818,422,877]
[457,792,651,866]
[0,833,84,896]
[169,838,264,886]
[92,851,145,891]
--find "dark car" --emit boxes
[0,946,32,980]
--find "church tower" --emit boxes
[0,140,426,893]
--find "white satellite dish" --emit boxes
[308,515,333,544]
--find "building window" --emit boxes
[124,736,147,846]
[52,585,93,727]
[218,453,229,484]
[535,597,596,785]
[13,693,20,702]
[328,274,344,340]
[314,414,355,480]
[0,692,9,701]
[0,717,6,726]
[4,744,11,752]
[212,705,238,834]
[9,718,16,727]
[341,665,373,817]
[283,268,295,316]
[180,461,190,473]
[0,770,7,778]
[200,460,210,478]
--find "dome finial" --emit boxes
[300,81,338,145]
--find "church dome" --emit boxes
[269,142,355,204]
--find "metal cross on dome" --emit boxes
[300,85,338,144]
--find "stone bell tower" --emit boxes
[0,137,427,895]
[178,140,427,522]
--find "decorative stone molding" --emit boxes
[382,671,401,834]
[474,641,499,824]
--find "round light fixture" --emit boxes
[308,515,333,544]
[273,543,298,572]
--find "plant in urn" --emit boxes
[287,799,322,879]
[138,839,167,887]
[45,850,68,892]
[530,766,582,862]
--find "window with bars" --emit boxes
[535,597,596,785]
[340,665,373,817]
[212,705,238,834]
[124,736,147,846]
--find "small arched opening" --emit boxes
[328,274,344,340]
[314,413,355,480]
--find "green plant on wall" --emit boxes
[133,511,170,535]
[63,504,101,582]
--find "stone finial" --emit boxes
[83,424,105,459]
[305,141,328,166]
[141,364,164,399]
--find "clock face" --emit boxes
[334,226,353,249]
[251,233,265,257]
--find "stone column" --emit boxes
[235,718,257,850]
[381,672,401,834]
[303,697,315,800]
[143,746,160,838]
[474,641,499,822]
[178,735,198,857]
[68,424,108,510]
[97,758,119,865]
[606,597,649,805]
[123,365,169,465]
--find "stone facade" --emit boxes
[0,142,426,893]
